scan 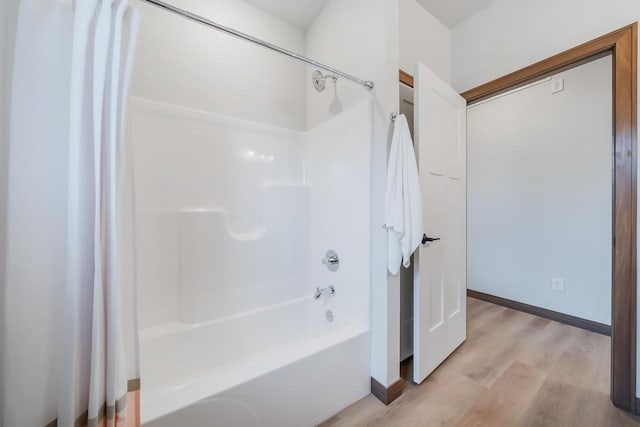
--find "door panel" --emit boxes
[413,63,467,384]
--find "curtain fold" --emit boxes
[61,1,141,426]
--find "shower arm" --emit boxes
[317,73,338,83]
[140,0,375,91]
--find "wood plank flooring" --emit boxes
[319,297,640,427]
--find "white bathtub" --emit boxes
[140,297,370,426]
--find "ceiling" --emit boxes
[416,0,497,28]
[244,0,494,32]
[244,0,331,30]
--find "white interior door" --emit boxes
[413,63,467,384]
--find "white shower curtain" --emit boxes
[59,1,141,426]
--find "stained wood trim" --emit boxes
[371,377,405,405]
[467,290,611,336]
[612,22,638,413]
[461,23,637,412]
[399,69,414,88]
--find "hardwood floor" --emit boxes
[319,297,640,427]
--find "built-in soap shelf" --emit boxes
[139,182,309,243]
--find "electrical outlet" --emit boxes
[551,277,565,292]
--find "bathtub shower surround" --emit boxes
[130,0,380,424]
[131,98,372,425]
[132,99,309,327]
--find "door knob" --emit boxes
[422,234,441,244]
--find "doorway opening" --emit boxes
[463,24,637,411]
[399,23,637,412]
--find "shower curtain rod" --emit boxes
[140,0,375,91]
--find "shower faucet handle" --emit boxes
[322,250,340,272]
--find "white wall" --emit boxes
[451,0,640,396]
[305,0,394,130]
[399,0,451,83]
[2,0,72,425]
[452,0,640,92]
[468,56,612,324]
[132,0,307,130]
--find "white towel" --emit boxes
[385,114,423,275]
